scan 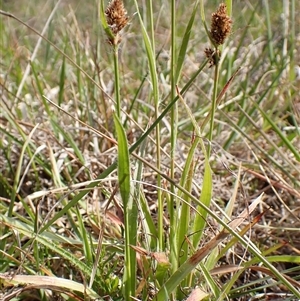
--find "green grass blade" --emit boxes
[177,138,199,263]
[192,158,212,247]
[114,113,136,300]
[253,101,300,161]
[58,54,66,107]
[175,0,199,83]
[114,114,131,208]
[199,262,220,297]
[133,0,163,251]
[175,86,212,249]
[263,0,274,61]
[75,206,93,264]
[0,215,93,276]
[8,124,40,217]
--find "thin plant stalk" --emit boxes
[169,0,178,277]
[144,0,163,250]
[113,45,121,118]
[101,0,128,118]
[263,0,274,62]
[205,2,232,156]
[208,54,220,156]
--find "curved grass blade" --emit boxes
[114,113,136,300]
[0,274,101,299]
[175,0,199,83]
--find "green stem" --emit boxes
[147,0,163,251]
[207,49,220,156]
[170,0,178,278]
[113,45,121,118]
[263,0,274,62]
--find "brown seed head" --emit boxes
[105,0,129,45]
[210,3,232,46]
[204,47,221,68]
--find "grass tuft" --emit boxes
[1,1,300,300]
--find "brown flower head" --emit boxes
[204,47,221,68]
[105,0,129,45]
[210,3,232,46]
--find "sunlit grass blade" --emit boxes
[58,54,66,107]
[133,0,163,251]
[263,0,274,61]
[8,124,40,217]
[75,206,93,264]
[114,113,131,211]
[133,136,158,250]
[177,138,199,262]
[113,113,136,300]
[0,273,101,300]
[192,158,212,247]
[199,262,220,297]
[175,86,212,249]
[175,0,199,83]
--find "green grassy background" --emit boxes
[0,0,300,300]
